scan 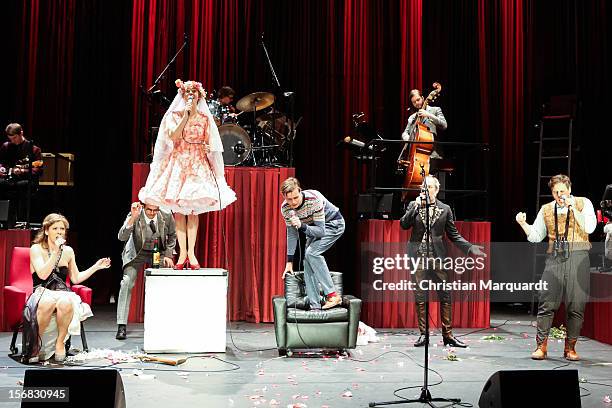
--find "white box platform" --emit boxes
[143,268,228,353]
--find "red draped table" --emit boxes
[130,164,294,323]
[582,272,612,345]
[358,219,491,329]
[555,272,612,345]
[1,229,32,330]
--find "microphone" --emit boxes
[344,136,365,148]
[343,136,374,150]
[288,210,298,229]
[55,237,65,248]
[561,194,574,207]
[187,95,194,115]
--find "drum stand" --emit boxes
[251,107,260,166]
[249,106,281,167]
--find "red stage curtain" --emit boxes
[400,0,423,126]
[0,230,33,330]
[477,0,490,144]
[500,0,524,220]
[13,0,77,146]
[341,0,372,202]
[477,0,525,239]
[129,164,294,323]
[359,219,491,329]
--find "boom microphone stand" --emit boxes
[369,165,461,407]
[260,33,296,167]
[139,33,189,160]
[24,139,37,229]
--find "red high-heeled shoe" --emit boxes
[174,260,189,270]
[189,261,200,270]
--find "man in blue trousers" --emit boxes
[280,177,344,310]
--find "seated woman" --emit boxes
[27,213,110,362]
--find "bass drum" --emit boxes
[219,124,252,166]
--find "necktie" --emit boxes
[149,220,156,234]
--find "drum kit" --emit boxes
[208,91,293,166]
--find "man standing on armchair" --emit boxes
[280,177,344,310]
[400,175,486,348]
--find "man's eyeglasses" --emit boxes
[144,208,160,213]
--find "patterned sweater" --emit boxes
[281,190,342,261]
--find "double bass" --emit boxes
[396,82,442,200]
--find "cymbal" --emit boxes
[236,92,275,112]
[257,111,285,122]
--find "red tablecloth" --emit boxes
[358,219,491,329]
[554,272,612,345]
[586,272,612,344]
[130,164,294,323]
[1,229,32,330]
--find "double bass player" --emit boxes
[401,88,447,143]
[398,84,446,199]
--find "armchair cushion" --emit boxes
[287,307,349,323]
[70,285,92,305]
[284,271,344,310]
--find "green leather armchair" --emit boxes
[272,271,362,356]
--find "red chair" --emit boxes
[3,247,92,355]
[3,247,32,345]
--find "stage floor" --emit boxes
[1,307,611,407]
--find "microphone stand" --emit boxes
[24,139,36,229]
[260,33,296,167]
[139,33,189,160]
[147,33,189,94]
[369,165,461,408]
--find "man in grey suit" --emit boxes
[401,88,447,142]
[116,201,176,340]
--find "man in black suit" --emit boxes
[400,175,486,348]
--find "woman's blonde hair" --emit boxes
[32,213,70,249]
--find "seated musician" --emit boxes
[401,89,447,141]
[401,89,446,160]
[208,86,236,125]
[0,123,42,226]
[217,86,236,109]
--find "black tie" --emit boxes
[149,220,156,234]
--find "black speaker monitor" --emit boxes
[22,369,125,408]
[479,369,580,407]
[357,193,402,219]
[0,200,9,228]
